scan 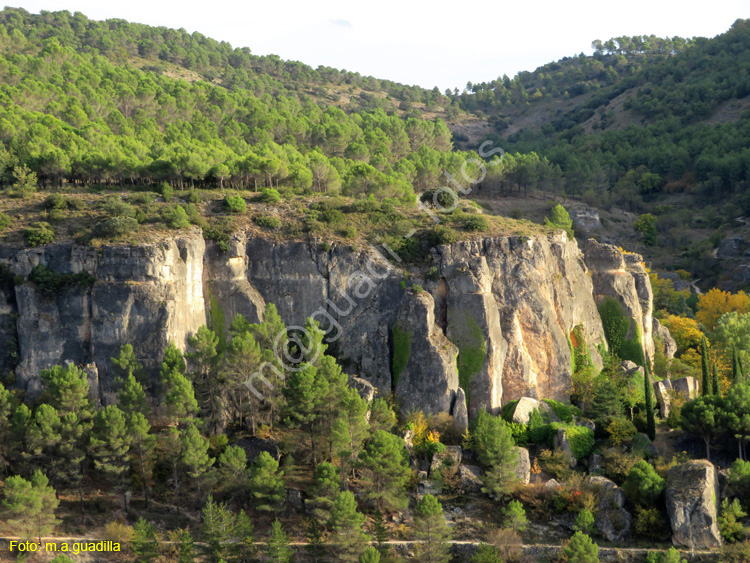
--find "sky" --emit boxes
[8,0,749,90]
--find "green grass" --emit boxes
[392,323,412,388]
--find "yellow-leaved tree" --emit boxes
[695,289,750,331]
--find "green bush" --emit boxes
[321,208,345,224]
[44,193,67,210]
[507,422,528,447]
[555,424,594,459]
[719,498,747,543]
[338,225,357,238]
[126,192,158,205]
[28,264,96,298]
[561,532,599,563]
[256,215,281,229]
[411,284,424,294]
[500,399,520,422]
[224,194,247,213]
[606,417,638,445]
[66,198,85,211]
[537,449,573,481]
[634,506,670,541]
[542,399,582,423]
[463,215,489,231]
[0,212,11,231]
[623,460,665,506]
[159,182,174,202]
[161,205,190,229]
[424,225,458,246]
[96,216,139,238]
[420,188,457,209]
[24,222,54,247]
[103,198,136,218]
[259,188,281,203]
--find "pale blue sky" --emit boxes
[8,0,748,90]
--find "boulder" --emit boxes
[401,429,415,452]
[717,237,745,258]
[543,479,562,491]
[589,476,632,542]
[459,465,483,494]
[514,447,531,484]
[418,479,442,497]
[569,207,602,233]
[672,377,699,401]
[653,318,677,360]
[553,427,577,468]
[665,460,722,548]
[653,378,673,418]
[451,387,469,436]
[619,360,644,377]
[511,397,558,425]
[430,446,462,478]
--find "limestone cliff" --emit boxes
[0,230,663,416]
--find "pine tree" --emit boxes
[91,405,132,510]
[128,412,155,508]
[118,373,151,416]
[282,363,327,464]
[712,362,721,398]
[248,451,285,512]
[331,387,369,482]
[470,544,501,563]
[266,519,293,563]
[26,404,62,477]
[472,410,519,497]
[368,398,397,433]
[360,546,381,563]
[413,494,451,563]
[308,461,341,525]
[370,510,390,557]
[165,371,199,424]
[217,445,248,493]
[180,423,214,481]
[358,430,411,512]
[502,500,528,532]
[132,518,160,563]
[160,341,187,380]
[732,342,741,382]
[2,471,59,543]
[306,519,327,563]
[561,531,599,563]
[701,335,710,396]
[111,343,145,386]
[329,491,370,562]
[40,364,92,420]
[644,363,656,441]
[200,496,234,563]
[0,382,14,472]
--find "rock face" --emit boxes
[430,446,462,478]
[394,292,460,415]
[665,460,722,549]
[589,476,632,542]
[513,446,531,484]
[511,397,553,425]
[717,237,745,258]
[451,387,469,435]
[653,378,672,418]
[583,240,655,365]
[0,231,656,418]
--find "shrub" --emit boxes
[502,500,528,532]
[159,182,174,202]
[720,541,750,563]
[574,508,595,535]
[0,212,11,231]
[224,194,247,213]
[28,265,96,298]
[44,193,67,210]
[634,506,670,540]
[321,209,345,224]
[560,531,599,563]
[256,215,281,229]
[127,192,158,205]
[260,188,281,203]
[507,422,528,447]
[24,222,54,247]
[96,216,139,238]
[537,449,572,481]
[554,424,594,459]
[420,188,458,209]
[606,417,638,446]
[161,205,190,229]
[719,498,747,543]
[623,461,665,506]
[727,459,750,501]
[425,225,458,246]
[487,528,523,563]
[338,225,357,238]
[543,399,583,423]
[603,449,640,483]
[411,284,424,294]
[464,215,489,231]
[103,198,136,218]
[646,547,687,563]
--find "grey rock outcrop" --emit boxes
[511,397,551,425]
[514,447,531,484]
[583,240,654,365]
[451,387,469,435]
[653,378,673,418]
[430,446,462,478]
[589,476,632,542]
[0,231,654,420]
[394,292,460,415]
[717,237,745,258]
[569,207,602,233]
[553,427,578,468]
[459,465,483,493]
[672,377,700,401]
[349,375,376,403]
[665,460,722,549]
[653,318,677,360]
